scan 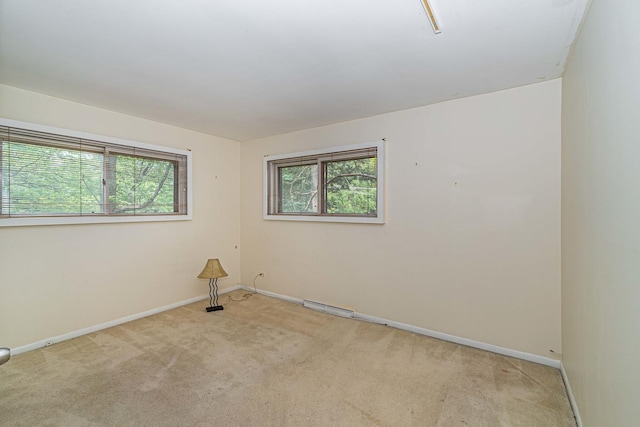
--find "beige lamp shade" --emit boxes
[198,259,228,279]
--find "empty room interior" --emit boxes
[0,0,638,426]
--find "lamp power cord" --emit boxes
[226,273,261,303]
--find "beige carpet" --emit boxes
[1,291,575,426]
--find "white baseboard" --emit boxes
[249,287,305,305]
[560,362,583,427]
[355,312,561,368]
[11,284,560,371]
[11,286,243,357]
[239,285,561,369]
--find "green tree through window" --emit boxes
[1,124,188,220]
[278,164,318,213]
[107,154,176,214]
[265,142,383,223]
[325,157,377,215]
[1,141,102,215]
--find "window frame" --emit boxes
[263,140,385,224]
[0,118,192,227]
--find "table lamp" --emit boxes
[198,258,228,312]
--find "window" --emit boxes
[0,119,191,227]
[264,141,384,223]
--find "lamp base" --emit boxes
[206,306,224,312]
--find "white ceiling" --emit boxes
[0,0,589,141]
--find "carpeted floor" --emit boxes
[1,291,575,426]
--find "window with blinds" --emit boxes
[0,120,190,226]
[264,141,384,224]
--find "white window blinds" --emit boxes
[0,124,188,219]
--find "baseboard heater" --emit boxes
[303,300,355,318]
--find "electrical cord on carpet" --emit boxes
[225,273,260,303]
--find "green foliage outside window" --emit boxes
[108,154,175,214]
[1,141,102,214]
[1,141,176,216]
[276,156,377,216]
[325,157,377,215]
[278,164,318,213]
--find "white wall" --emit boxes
[562,0,640,425]
[241,80,562,358]
[0,84,241,349]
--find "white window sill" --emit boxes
[0,214,192,228]
[263,214,383,224]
